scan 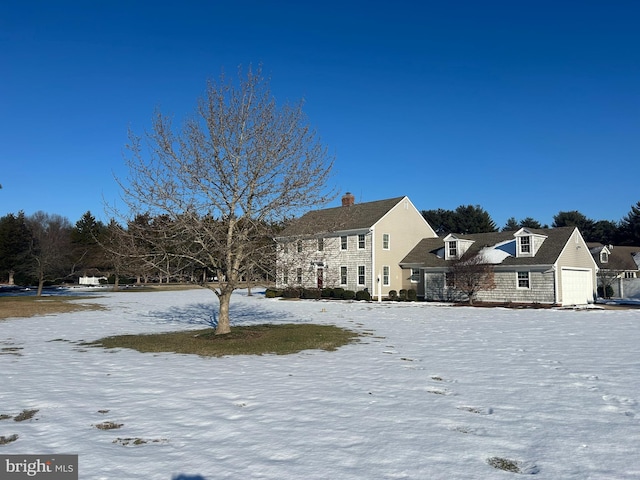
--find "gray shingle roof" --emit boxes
[401,227,577,267]
[277,196,406,237]
[587,243,640,270]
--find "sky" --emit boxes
[1,0,638,229]
[1,288,640,478]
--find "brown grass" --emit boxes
[87,323,361,357]
[0,296,106,321]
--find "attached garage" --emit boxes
[560,268,594,306]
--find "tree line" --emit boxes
[421,202,640,245]
[0,210,281,295]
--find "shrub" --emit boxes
[342,290,356,300]
[331,288,345,299]
[399,289,408,301]
[264,288,282,298]
[388,290,397,300]
[597,285,614,298]
[321,288,333,298]
[301,288,322,299]
[355,289,371,301]
[407,289,417,301]
[282,287,301,298]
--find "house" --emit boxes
[588,243,640,299]
[275,193,437,297]
[400,227,598,306]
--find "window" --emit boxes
[340,266,348,285]
[519,236,531,254]
[297,240,303,253]
[448,241,457,258]
[517,271,530,289]
[358,265,365,285]
[411,268,420,283]
[296,268,303,284]
[283,243,289,254]
[341,235,348,250]
[382,266,390,286]
[382,233,390,250]
[317,238,324,251]
[358,234,366,249]
[283,271,289,285]
[600,251,608,263]
[624,271,636,279]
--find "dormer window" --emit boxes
[448,241,457,258]
[600,251,608,263]
[513,228,545,258]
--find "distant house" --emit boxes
[401,227,598,306]
[79,275,107,286]
[275,193,437,297]
[588,243,640,299]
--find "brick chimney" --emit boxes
[342,192,355,207]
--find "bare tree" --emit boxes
[115,65,334,334]
[597,255,627,298]
[449,252,496,305]
[26,211,72,296]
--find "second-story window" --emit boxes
[382,233,390,250]
[341,236,348,250]
[448,241,457,258]
[358,234,366,249]
[297,240,303,253]
[318,238,324,251]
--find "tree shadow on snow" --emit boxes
[144,299,294,329]
[172,475,207,480]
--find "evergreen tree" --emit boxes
[552,210,595,239]
[453,205,497,234]
[0,212,32,285]
[619,201,640,246]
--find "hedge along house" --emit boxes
[275,193,437,298]
[400,227,598,306]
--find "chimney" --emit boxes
[342,192,355,207]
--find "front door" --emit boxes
[317,267,324,289]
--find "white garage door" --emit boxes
[561,268,593,305]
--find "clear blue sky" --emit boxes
[1,0,638,229]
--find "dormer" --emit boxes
[513,228,547,258]
[443,234,474,260]
[598,245,611,264]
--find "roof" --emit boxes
[587,243,640,270]
[277,196,406,237]
[401,227,577,267]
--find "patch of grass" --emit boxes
[14,409,38,422]
[113,437,168,446]
[0,434,18,445]
[94,422,123,430]
[487,457,538,474]
[0,414,12,420]
[86,323,360,357]
[0,297,106,320]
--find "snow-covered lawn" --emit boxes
[1,289,639,479]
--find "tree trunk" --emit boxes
[215,289,232,335]
[36,272,44,297]
[8,270,14,286]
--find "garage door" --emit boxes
[561,268,593,306]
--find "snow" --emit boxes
[1,289,640,479]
